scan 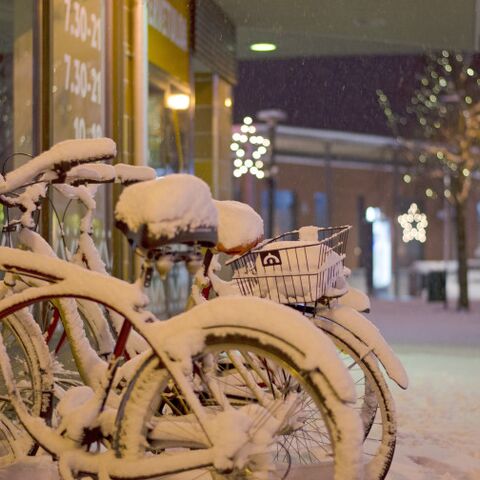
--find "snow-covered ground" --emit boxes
[0,456,59,480]
[368,298,480,480]
[1,298,479,479]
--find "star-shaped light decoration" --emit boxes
[231,116,270,179]
[398,203,428,243]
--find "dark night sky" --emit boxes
[233,55,426,136]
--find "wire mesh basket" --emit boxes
[229,225,351,305]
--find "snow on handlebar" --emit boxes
[0,138,116,194]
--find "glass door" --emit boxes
[50,0,110,267]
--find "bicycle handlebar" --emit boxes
[0,138,116,195]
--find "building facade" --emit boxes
[0,0,236,314]
[234,125,480,296]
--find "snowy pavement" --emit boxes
[368,298,480,480]
[0,456,59,480]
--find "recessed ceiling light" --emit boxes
[250,43,277,52]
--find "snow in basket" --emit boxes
[115,174,218,239]
[236,240,344,304]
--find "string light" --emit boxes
[378,50,479,216]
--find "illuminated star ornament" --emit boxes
[398,203,428,243]
[231,116,270,179]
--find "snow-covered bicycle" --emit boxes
[0,139,364,479]
[27,167,406,480]
[192,200,408,480]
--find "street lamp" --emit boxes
[257,109,287,237]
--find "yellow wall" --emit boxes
[194,72,233,199]
[147,0,189,84]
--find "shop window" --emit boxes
[314,192,328,227]
[0,0,33,166]
[52,0,105,143]
[365,207,392,290]
[148,79,190,174]
[51,0,109,266]
[0,0,33,247]
[148,84,167,172]
[147,74,192,316]
[261,190,297,236]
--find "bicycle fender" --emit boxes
[337,286,371,313]
[315,305,408,389]
[156,296,359,404]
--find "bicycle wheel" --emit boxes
[115,326,363,480]
[0,309,54,465]
[10,277,107,392]
[326,330,396,480]
[0,414,22,465]
[37,298,110,391]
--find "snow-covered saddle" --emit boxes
[213,200,264,255]
[115,174,218,250]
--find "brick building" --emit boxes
[234,125,480,295]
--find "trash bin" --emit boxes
[408,270,423,297]
[427,270,446,302]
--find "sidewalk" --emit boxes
[368,298,480,348]
[368,298,480,480]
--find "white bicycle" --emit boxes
[0,139,364,480]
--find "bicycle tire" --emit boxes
[324,328,396,480]
[0,309,54,465]
[114,325,363,480]
[0,414,22,465]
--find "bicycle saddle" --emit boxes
[214,200,264,255]
[115,174,218,250]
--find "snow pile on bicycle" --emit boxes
[0,138,408,480]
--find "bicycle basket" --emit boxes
[229,225,351,305]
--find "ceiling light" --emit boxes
[250,43,277,52]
